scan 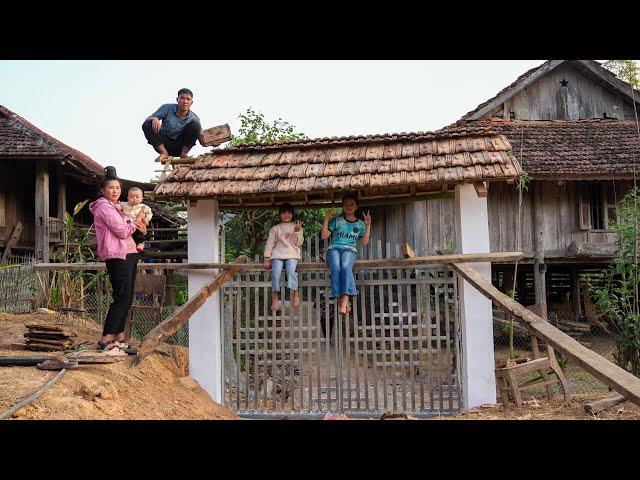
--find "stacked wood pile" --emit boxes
[24,324,76,351]
[548,312,591,339]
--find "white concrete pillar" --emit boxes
[187,199,223,402]
[454,183,496,409]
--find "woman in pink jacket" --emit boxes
[89,167,147,351]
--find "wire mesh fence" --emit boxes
[0,254,36,314]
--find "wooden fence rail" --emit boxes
[33,252,524,272]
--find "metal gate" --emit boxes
[222,263,463,418]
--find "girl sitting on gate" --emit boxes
[263,203,304,311]
[321,193,371,316]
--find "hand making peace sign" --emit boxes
[363,210,372,226]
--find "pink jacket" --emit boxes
[89,197,137,260]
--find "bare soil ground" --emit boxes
[0,313,238,420]
[2,312,638,420]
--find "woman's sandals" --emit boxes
[97,340,137,355]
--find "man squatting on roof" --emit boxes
[142,88,205,163]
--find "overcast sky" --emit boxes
[0,60,544,182]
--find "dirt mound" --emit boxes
[0,313,238,420]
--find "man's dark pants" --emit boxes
[142,118,201,157]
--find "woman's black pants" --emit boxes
[103,253,138,335]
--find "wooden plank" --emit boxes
[200,124,232,147]
[451,262,640,406]
[1,221,23,265]
[402,241,415,258]
[134,255,247,362]
[35,252,525,272]
[584,394,626,414]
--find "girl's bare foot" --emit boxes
[338,295,350,315]
[155,153,169,163]
[271,293,280,312]
[292,291,300,309]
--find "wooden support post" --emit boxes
[571,267,582,315]
[35,162,50,263]
[57,164,66,221]
[532,182,547,315]
[454,183,496,409]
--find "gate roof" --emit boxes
[154,125,521,208]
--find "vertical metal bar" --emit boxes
[271,269,278,412]
[345,287,353,412]
[306,274,313,413]
[280,278,288,413]
[444,271,452,412]
[325,275,333,412]
[354,269,364,412]
[315,267,322,412]
[385,242,398,412]
[233,279,240,411]
[289,284,295,414]
[426,275,434,412]
[367,265,378,413]
[395,244,407,413]
[434,280,443,413]
[252,269,260,412]
[336,298,343,411]
[406,267,416,413]
[415,270,426,412]
[242,273,250,411]
[261,270,269,410]
[453,270,463,412]
[376,240,388,412]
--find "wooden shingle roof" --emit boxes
[155,125,521,207]
[467,119,640,178]
[0,104,104,176]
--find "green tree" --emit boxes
[223,108,326,261]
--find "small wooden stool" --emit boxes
[495,331,570,407]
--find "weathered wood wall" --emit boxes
[367,179,631,260]
[367,197,456,258]
[491,63,636,121]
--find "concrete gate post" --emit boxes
[454,183,497,409]
[187,199,223,403]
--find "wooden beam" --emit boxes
[584,394,626,414]
[450,262,640,406]
[34,252,525,272]
[200,124,232,147]
[473,182,488,198]
[133,255,247,363]
[1,221,23,265]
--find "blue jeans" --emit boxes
[271,259,299,292]
[326,248,358,298]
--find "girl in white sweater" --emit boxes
[263,203,304,311]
